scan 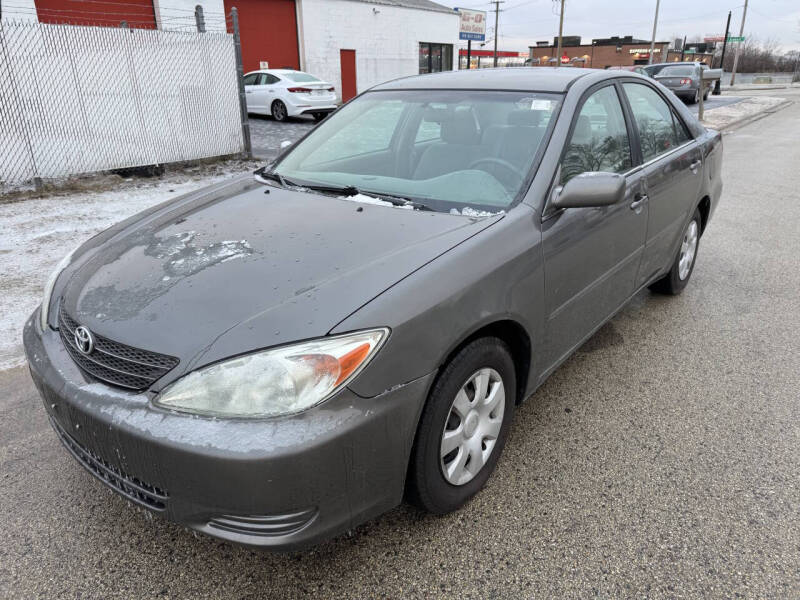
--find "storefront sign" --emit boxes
[629,48,661,54]
[456,8,486,41]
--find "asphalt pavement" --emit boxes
[1,92,798,598]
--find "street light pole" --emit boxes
[556,0,565,67]
[729,0,748,86]
[713,11,731,95]
[491,1,504,67]
[648,0,661,65]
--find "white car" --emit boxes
[243,69,338,122]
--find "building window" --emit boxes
[419,43,453,74]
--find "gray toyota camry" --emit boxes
[24,67,722,550]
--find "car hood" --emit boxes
[61,179,500,381]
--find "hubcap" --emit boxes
[440,368,505,486]
[274,103,285,120]
[678,219,699,280]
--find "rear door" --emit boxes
[621,82,703,284]
[541,83,648,371]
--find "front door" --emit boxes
[622,83,703,284]
[541,83,648,372]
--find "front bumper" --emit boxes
[23,313,432,550]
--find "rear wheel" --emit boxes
[408,337,515,514]
[271,100,288,122]
[649,208,701,295]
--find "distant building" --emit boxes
[528,35,670,68]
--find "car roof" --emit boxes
[371,67,615,93]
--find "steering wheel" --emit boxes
[467,157,525,189]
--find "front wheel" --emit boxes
[408,337,516,514]
[649,208,701,295]
[271,100,288,122]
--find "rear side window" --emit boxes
[623,83,687,161]
[561,85,632,184]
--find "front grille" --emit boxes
[59,306,179,391]
[50,417,168,511]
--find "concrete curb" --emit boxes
[705,99,794,133]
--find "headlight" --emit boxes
[153,328,388,418]
[40,246,79,330]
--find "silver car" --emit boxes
[654,64,708,104]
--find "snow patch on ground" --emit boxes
[702,96,788,131]
[0,168,251,370]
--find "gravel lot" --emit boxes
[1,92,798,599]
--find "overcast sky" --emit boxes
[451,0,800,53]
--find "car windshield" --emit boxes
[658,66,695,77]
[283,71,321,83]
[273,89,562,213]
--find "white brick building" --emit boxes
[1,0,460,102]
[297,0,460,101]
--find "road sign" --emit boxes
[727,36,745,42]
[456,8,486,41]
[561,54,569,64]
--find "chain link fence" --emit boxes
[0,19,247,186]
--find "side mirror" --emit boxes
[551,172,625,209]
[280,140,292,150]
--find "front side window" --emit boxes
[623,83,687,161]
[243,73,259,86]
[274,90,561,213]
[561,85,632,184]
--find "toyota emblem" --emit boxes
[73,325,95,355]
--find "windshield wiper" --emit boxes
[304,183,435,211]
[253,167,296,189]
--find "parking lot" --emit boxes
[1,89,798,598]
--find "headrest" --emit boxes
[441,109,480,145]
[507,109,543,127]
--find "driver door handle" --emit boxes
[630,194,648,211]
[689,160,702,173]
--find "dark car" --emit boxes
[653,64,709,104]
[25,67,723,551]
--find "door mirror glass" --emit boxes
[551,172,625,209]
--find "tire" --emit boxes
[271,100,288,122]
[649,208,702,295]
[407,337,516,514]
[703,89,710,101]
[312,112,328,122]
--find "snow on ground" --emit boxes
[702,96,789,131]
[0,167,252,370]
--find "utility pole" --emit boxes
[729,0,748,86]
[491,1,504,67]
[680,35,687,61]
[556,0,565,67]
[713,11,731,95]
[648,0,661,65]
